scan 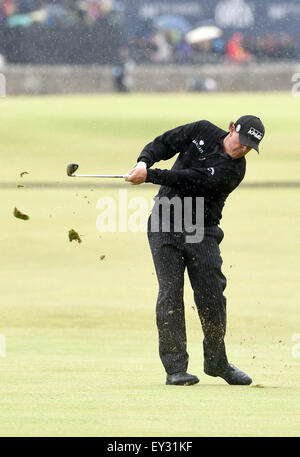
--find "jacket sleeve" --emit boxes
[146,164,244,195]
[137,121,205,168]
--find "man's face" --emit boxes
[226,128,252,159]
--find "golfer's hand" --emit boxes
[125,167,147,185]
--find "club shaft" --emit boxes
[72,174,128,178]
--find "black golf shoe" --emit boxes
[166,372,199,386]
[204,363,252,385]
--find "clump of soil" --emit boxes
[14,207,29,220]
[68,229,82,243]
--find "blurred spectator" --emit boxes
[112,46,134,92]
[243,32,297,61]
[1,0,17,22]
[174,37,193,63]
[212,37,225,55]
[149,32,172,63]
[226,32,252,63]
[128,35,153,63]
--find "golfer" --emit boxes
[126,115,265,386]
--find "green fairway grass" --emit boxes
[0,93,299,437]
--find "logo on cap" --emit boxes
[248,127,263,140]
[236,124,241,132]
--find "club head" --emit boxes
[67,163,79,176]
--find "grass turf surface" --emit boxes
[0,93,299,437]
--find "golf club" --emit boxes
[67,163,128,178]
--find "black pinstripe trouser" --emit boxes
[148,223,228,375]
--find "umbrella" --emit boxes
[154,14,192,35]
[30,9,48,23]
[185,26,222,44]
[6,14,32,27]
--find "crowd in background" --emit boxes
[0,0,298,64]
[128,31,297,64]
[0,0,124,27]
